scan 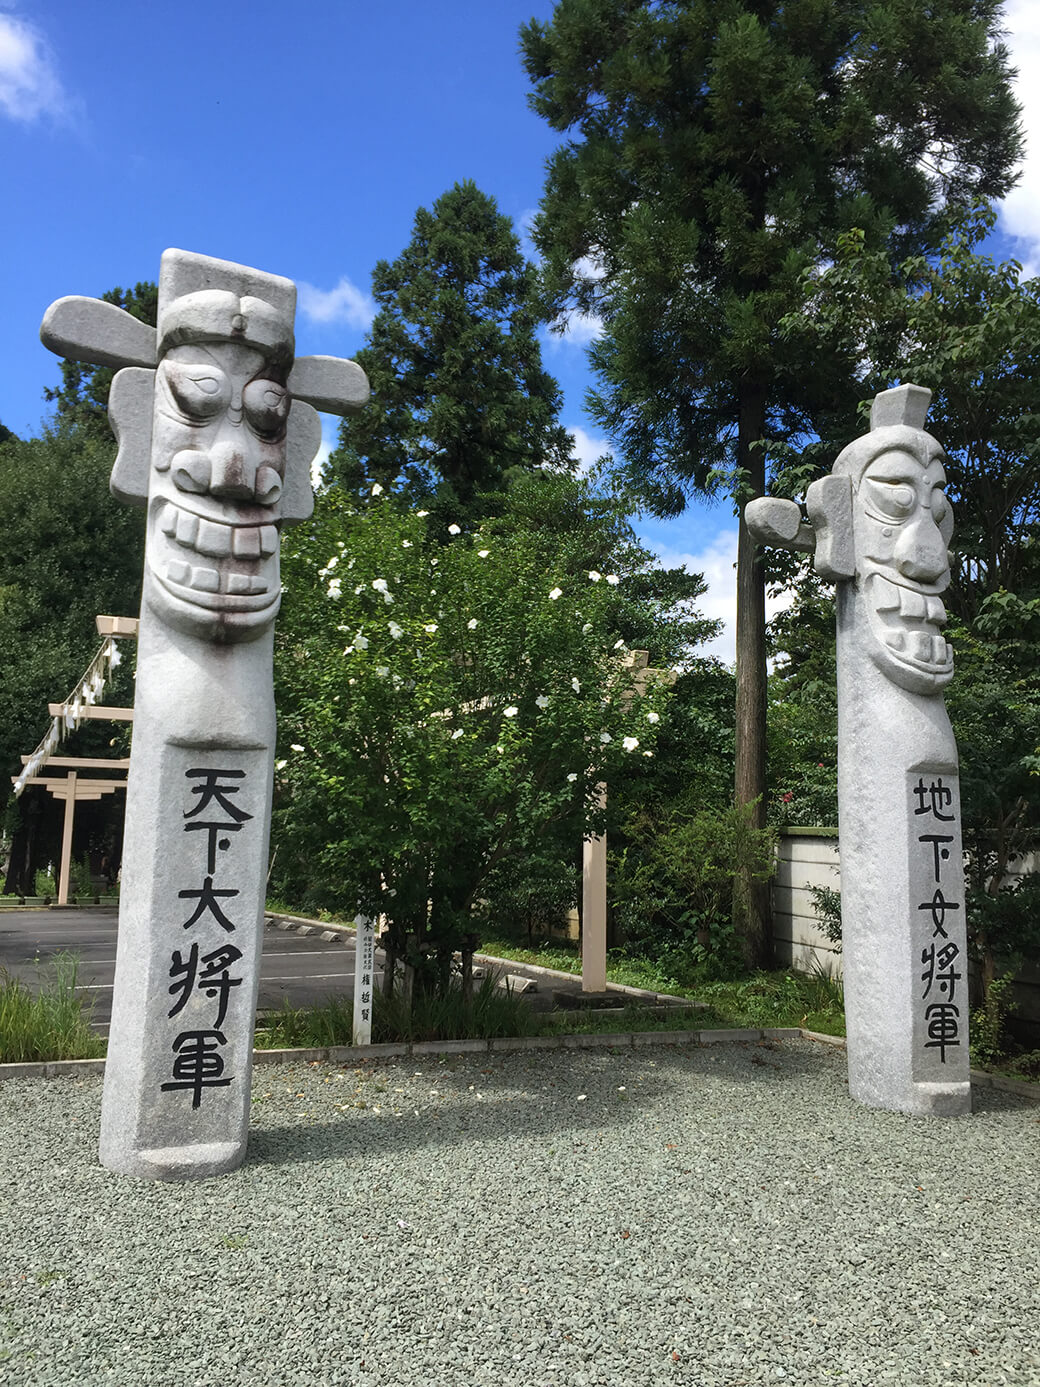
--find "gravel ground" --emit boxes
[1,1036,1037,1387]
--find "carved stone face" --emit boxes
[146,342,289,642]
[853,443,954,694]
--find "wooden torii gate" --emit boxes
[12,615,137,904]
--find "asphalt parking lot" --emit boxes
[0,907,371,1031]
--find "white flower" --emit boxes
[549,587,563,600]
[448,523,461,535]
[320,554,339,576]
[478,549,490,558]
[342,646,354,656]
[376,666,390,678]
[504,706,519,718]
[402,540,412,548]
[451,728,464,740]
[290,744,304,753]
[643,750,654,758]
[354,585,365,595]
[582,622,592,634]
[535,695,549,709]
[388,621,403,640]
[463,618,476,632]
[588,570,602,582]
[372,578,389,594]
[571,678,581,693]
[424,623,438,634]
[354,632,369,651]
[327,578,342,599]
[614,639,626,650]
[567,772,578,783]
[600,732,612,744]
[623,737,639,752]
[646,711,660,723]
[606,574,619,585]
[371,483,384,496]
[275,759,287,771]
[417,509,429,517]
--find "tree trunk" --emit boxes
[733,380,770,970]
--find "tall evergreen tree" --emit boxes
[521,0,1022,965]
[327,181,574,522]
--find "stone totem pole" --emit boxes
[41,249,368,1178]
[747,384,970,1117]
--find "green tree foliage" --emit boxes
[272,472,705,996]
[0,428,143,887]
[789,206,1040,619]
[327,182,574,524]
[521,0,1022,966]
[776,211,1040,995]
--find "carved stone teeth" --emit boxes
[260,525,278,556]
[885,629,906,652]
[227,573,252,595]
[190,566,220,593]
[166,560,191,585]
[899,587,926,619]
[872,575,901,611]
[935,635,949,663]
[926,596,947,625]
[175,511,199,547]
[160,505,178,537]
[913,630,934,661]
[195,518,232,559]
[232,526,262,559]
[249,576,268,594]
[945,640,954,663]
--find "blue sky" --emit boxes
[2,0,1039,659]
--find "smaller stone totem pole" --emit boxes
[747,385,970,1117]
[41,249,368,1177]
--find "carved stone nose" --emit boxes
[208,445,258,500]
[894,517,948,582]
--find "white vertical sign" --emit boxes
[352,914,376,1046]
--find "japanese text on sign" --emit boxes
[912,774,962,1063]
[160,767,251,1107]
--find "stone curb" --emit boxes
[1,1035,1037,1102]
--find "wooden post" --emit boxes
[57,771,77,904]
[582,782,608,993]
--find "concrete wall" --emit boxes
[771,829,842,976]
[772,829,1040,1029]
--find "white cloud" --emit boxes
[0,14,65,122]
[651,530,795,666]
[998,1,1040,275]
[567,424,612,475]
[297,276,376,329]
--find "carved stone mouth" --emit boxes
[151,499,279,606]
[868,572,953,675]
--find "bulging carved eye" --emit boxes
[931,488,948,523]
[164,362,230,420]
[243,378,289,439]
[864,478,916,521]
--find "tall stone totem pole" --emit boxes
[41,249,369,1178]
[747,384,970,1117]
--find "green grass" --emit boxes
[476,928,847,1036]
[256,968,537,1048]
[0,953,106,1063]
[537,1003,723,1036]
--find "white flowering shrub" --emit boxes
[272,475,679,980]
